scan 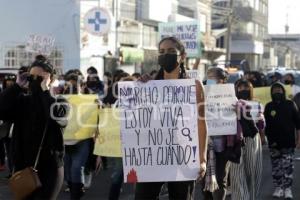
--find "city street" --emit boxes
[1,0,300,200]
[1,148,300,200]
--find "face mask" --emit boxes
[158,54,178,73]
[87,81,98,89]
[272,93,284,102]
[206,79,217,85]
[28,75,43,95]
[284,80,293,85]
[237,90,251,100]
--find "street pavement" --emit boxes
[1,148,300,200]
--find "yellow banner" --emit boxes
[253,86,292,106]
[93,108,122,157]
[63,95,98,140]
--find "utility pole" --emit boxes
[225,0,233,65]
[114,0,119,58]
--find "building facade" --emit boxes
[81,0,223,78]
[0,0,80,73]
[213,0,268,70]
[269,34,300,69]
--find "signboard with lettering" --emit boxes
[118,79,200,183]
[205,84,237,136]
[26,34,55,55]
[159,21,201,58]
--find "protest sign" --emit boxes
[253,86,292,105]
[246,101,264,122]
[205,84,237,136]
[159,21,201,58]
[26,34,55,55]
[186,70,201,80]
[63,95,98,141]
[93,108,122,157]
[118,79,200,183]
[292,85,300,96]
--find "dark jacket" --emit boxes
[0,84,69,171]
[264,83,300,149]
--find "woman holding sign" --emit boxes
[134,37,208,200]
[229,79,264,200]
[203,67,231,200]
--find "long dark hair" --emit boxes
[30,55,54,76]
[155,37,186,80]
[235,79,254,100]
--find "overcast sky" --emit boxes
[269,0,300,34]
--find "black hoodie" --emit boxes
[264,83,300,149]
[0,84,69,171]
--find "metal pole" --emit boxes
[225,0,233,66]
[115,0,119,57]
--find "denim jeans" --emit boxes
[64,139,91,184]
[108,158,124,200]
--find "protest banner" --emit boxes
[93,108,122,157]
[205,84,237,136]
[118,79,200,183]
[26,34,55,55]
[63,95,98,141]
[158,21,201,58]
[186,70,201,80]
[253,86,292,105]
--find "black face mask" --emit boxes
[237,90,251,100]
[272,93,285,102]
[158,54,178,73]
[28,75,43,95]
[284,80,294,85]
[87,81,98,89]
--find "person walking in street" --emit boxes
[264,82,300,199]
[63,71,93,200]
[134,36,208,200]
[202,67,231,200]
[229,79,264,200]
[0,55,69,200]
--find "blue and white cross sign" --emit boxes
[84,7,112,36]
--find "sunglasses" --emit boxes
[27,75,43,82]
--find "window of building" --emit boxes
[49,48,64,74]
[246,22,254,34]
[3,45,63,71]
[4,48,18,68]
[178,5,195,18]
[259,1,263,12]
[143,25,158,48]
[120,0,136,19]
[255,23,259,37]
[200,13,207,33]
[263,3,268,15]
[216,36,225,48]
[248,0,255,8]
[255,0,259,11]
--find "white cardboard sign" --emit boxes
[186,70,201,80]
[26,34,55,55]
[118,79,200,183]
[205,84,237,136]
[158,21,201,58]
